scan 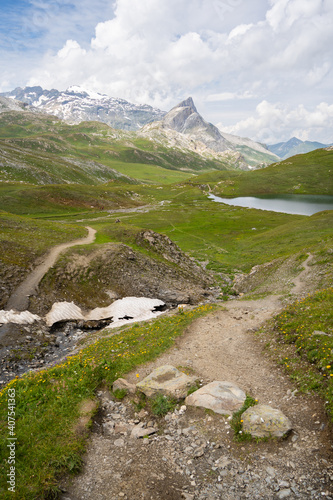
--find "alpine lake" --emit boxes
[209,193,333,216]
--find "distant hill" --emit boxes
[218,130,279,166]
[0,96,37,113]
[191,147,333,196]
[159,97,232,153]
[267,137,330,159]
[0,106,245,186]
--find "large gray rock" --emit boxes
[136,365,197,400]
[185,381,246,415]
[242,405,292,438]
[113,378,136,395]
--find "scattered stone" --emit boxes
[266,466,276,477]
[102,422,115,436]
[242,405,292,438]
[136,365,197,399]
[131,423,156,439]
[114,423,132,435]
[277,489,292,499]
[113,378,136,395]
[312,331,331,337]
[185,381,246,415]
[114,438,125,447]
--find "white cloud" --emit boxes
[57,40,86,59]
[227,23,254,41]
[206,91,255,102]
[219,101,333,143]
[2,0,333,142]
[266,0,323,32]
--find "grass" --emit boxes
[102,188,333,277]
[0,211,86,268]
[149,394,177,416]
[0,183,145,216]
[0,111,227,187]
[0,304,216,499]
[262,287,333,421]
[230,396,258,442]
[192,148,333,196]
[112,388,128,400]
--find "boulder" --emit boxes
[113,378,136,395]
[242,404,292,438]
[136,365,197,400]
[185,381,246,415]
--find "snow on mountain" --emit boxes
[0,87,279,167]
[0,86,166,131]
[0,96,36,113]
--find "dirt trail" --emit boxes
[62,254,333,500]
[292,253,314,295]
[5,227,96,312]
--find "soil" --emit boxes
[60,255,333,500]
[5,227,97,311]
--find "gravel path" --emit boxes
[61,255,333,500]
[5,227,96,311]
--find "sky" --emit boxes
[0,0,333,144]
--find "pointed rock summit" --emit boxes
[178,96,197,112]
[162,97,233,153]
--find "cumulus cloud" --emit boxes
[219,101,333,143]
[2,0,333,141]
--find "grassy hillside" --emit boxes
[94,187,332,276]
[0,111,236,186]
[0,182,149,216]
[192,148,333,196]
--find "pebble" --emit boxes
[277,489,292,499]
[114,439,125,447]
[67,379,333,500]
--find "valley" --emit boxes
[0,98,332,499]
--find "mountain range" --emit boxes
[0,86,279,167]
[267,136,330,160]
[1,85,330,166]
[0,85,165,131]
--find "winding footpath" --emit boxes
[62,252,333,500]
[5,226,96,312]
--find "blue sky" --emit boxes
[1,0,333,143]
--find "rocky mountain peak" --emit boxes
[161,97,234,153]
[177,96,197,113]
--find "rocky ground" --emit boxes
[59,257,333,500]
[0,226,217,385]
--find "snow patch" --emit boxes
[66,85,107,100]
[45,297,165,327]
[0,297,165,327]
[0,310,41,325]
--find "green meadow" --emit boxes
[0,111,332,498]
[193,148,333,196]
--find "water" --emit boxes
[208,194,333,216]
